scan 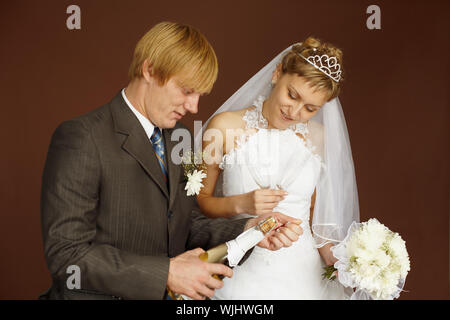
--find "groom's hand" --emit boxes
[246,212,303,251]
[167,248,233,300]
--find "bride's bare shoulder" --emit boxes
[206,107,254,131]
[307,120,325,152]
[308,119,324,133]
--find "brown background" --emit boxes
[0,0,448,299]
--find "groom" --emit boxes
[40,21,303,300]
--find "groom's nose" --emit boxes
[184,93,200,114]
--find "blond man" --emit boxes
[40,22,301,300]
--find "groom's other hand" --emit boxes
[167,248,232,300]
[246,212,303,251]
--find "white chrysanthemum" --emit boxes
[373,250,391,269]
[389,235,410,277]
[360,219,389,250]
[389,234,406,254]
[184,170,207,196]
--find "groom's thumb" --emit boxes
[191,247,205,256]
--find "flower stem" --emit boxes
[322,265,337,280]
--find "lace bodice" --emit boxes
[219,95,322,170]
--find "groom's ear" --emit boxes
[141,59,155,83]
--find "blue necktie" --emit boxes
[150,127,168,186]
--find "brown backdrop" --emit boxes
[0,0,448,299]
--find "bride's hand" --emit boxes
[246,212,303,251]
[237,189,288,216]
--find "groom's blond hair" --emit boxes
[128,21,218,94]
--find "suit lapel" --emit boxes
[110,92,169,200]
[164,127,181,212]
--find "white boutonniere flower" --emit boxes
[181,150,207,196]
[185,170,207,196]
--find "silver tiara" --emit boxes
[296,48,342,83]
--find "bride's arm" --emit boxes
[197,113,246,218]
[196,112,248,218]
[310,188,338,266]
[196,163,244,218]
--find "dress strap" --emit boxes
[242,96,268,129]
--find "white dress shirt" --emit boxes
[121,88,161,142]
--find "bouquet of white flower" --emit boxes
[324,218,410,300]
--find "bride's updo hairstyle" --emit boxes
[280,36,344,101]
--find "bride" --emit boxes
[194,37,360,299]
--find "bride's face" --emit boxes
[263,66,329,130]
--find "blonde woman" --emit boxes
[196,38,360,299]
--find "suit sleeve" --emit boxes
[41,119,169,300]
[187,200,248,249]
[187,199,254,266]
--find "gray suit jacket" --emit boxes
[40,91,248,300]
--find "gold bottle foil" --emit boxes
[258,216,277,234]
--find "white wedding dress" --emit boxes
[212,96,349,300]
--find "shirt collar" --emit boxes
[121,88,160,140]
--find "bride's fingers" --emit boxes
[256,238,271,250]
[278,227,299,242]
[267,236,284,251]
[262,195,285,203]
[260,189,288,197]
[272,212,302,225]
[273,232,292,247]
[255,201,282,213]
[263,203,280,211]
[284,223,303,236]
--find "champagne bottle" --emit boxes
[167,216,278,300]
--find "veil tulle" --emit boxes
[194,44,360,247]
